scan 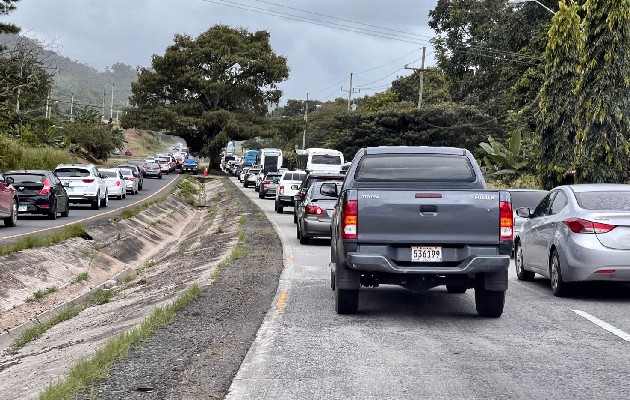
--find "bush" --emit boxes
[0,134,75,171]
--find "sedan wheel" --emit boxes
[3,198,18,227]
[48,201,58,220]
[550,250,571,297]
[60,201,70,218]
[515,242,535,281]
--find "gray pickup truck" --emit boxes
[329,146,513,317]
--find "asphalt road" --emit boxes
[0,165,180,242]
[227,176,630,400]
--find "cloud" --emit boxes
[10,0,438,103]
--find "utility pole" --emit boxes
[404,47,427,110]
[341,73,360,111]
[70,93,74,122]
[102,89,106,121]
[303,92,309,150]
[45,92,50,119]
[110,83,114,121]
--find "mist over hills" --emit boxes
[1,34,137,118]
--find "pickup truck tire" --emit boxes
[446,285,467,294]
[474,284,505,318]
[335,287,359,314]
[276,202,283,214]
[550,249,571,297]
[515,242,535,281]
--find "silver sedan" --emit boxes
[515,184,630,296]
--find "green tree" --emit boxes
[122,25,289,166]
[537,1,583,189]
[0,0,20,36]
[574,0,630,183]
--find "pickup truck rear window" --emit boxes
[355,154,475,182]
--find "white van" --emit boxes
[295,148,344,173]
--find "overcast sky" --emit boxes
[7,0,438,104]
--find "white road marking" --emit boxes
[0,176,179,240]
[573,309,630,343]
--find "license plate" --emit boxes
[411,246,442,262]
[18,205,27,212]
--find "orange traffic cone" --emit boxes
[203,167,208,177]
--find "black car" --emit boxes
[116,164,144,190]
[6,170,70,220]
[293,172,345,224]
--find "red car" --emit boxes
[0,171,18,227]
[124,149,133,156]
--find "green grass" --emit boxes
[26,286,58,302]
[71,273,90,284]
[0,224,88,257]
[210,214,247,281]
[12,288,120,351]
[118,194,169,220]
[39,285,202,400]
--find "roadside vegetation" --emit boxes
[38,285,202,400]
[0,224,88,257]
[11,288,116,351]
[176,175,203,206]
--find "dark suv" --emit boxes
[0,171,18,227]
[293,172,345,224]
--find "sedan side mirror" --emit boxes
[515,207,532,218]
[320,183,339,198]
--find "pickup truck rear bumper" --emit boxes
[346,253,509,275]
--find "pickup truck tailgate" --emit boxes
[357,190,501,245]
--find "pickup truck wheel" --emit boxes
[550,249,571,297]
[474,286,505,318]
[293,211,297,224]
[3,198,18,227]
[515,242,535,281]
[276,202,283,214]
[446,285,467,294]
[331,270,335,290]
[335,287,359,314]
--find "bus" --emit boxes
[295,148,344,173]
[257,148,283,173]
[243,150,260,167]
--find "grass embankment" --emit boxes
[38,285,202,400]
[11,288,116,351]
[0,224,88,257]
[0,134,75,171]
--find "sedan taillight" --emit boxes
[39,178,51,195]
[82,178,94,183]
[563,218,616,234]
[305,205,324,215]
[116,181,121,186]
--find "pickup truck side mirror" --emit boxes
[515,207,532,218]
[320,183,339,198]
[5,176,14,184]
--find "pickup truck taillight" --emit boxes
[341,200,358,239]
[499,201,513,241]
[279,185,284,195]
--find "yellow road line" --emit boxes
[0,176,180,240]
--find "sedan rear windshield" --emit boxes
[119,169,133,176]
[355,154,475,182]
[575,191,630,211]
[102,171,119,178]
[55,168,90,177]
[146,163,159,168]
[6,174,46,183]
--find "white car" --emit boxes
[119,168,139,195]
[54,164,108,210]
[99,168,126,200]
[275,171,306,214]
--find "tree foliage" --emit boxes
[537,1,583,189]
[122,25,289,165]
[574,0,630,183]
[0,0,20,36]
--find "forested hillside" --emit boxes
[0,33,136,118]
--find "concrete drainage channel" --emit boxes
[0,176,242,399]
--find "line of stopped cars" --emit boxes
[226,148,630,306]
[0,158,167,229]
